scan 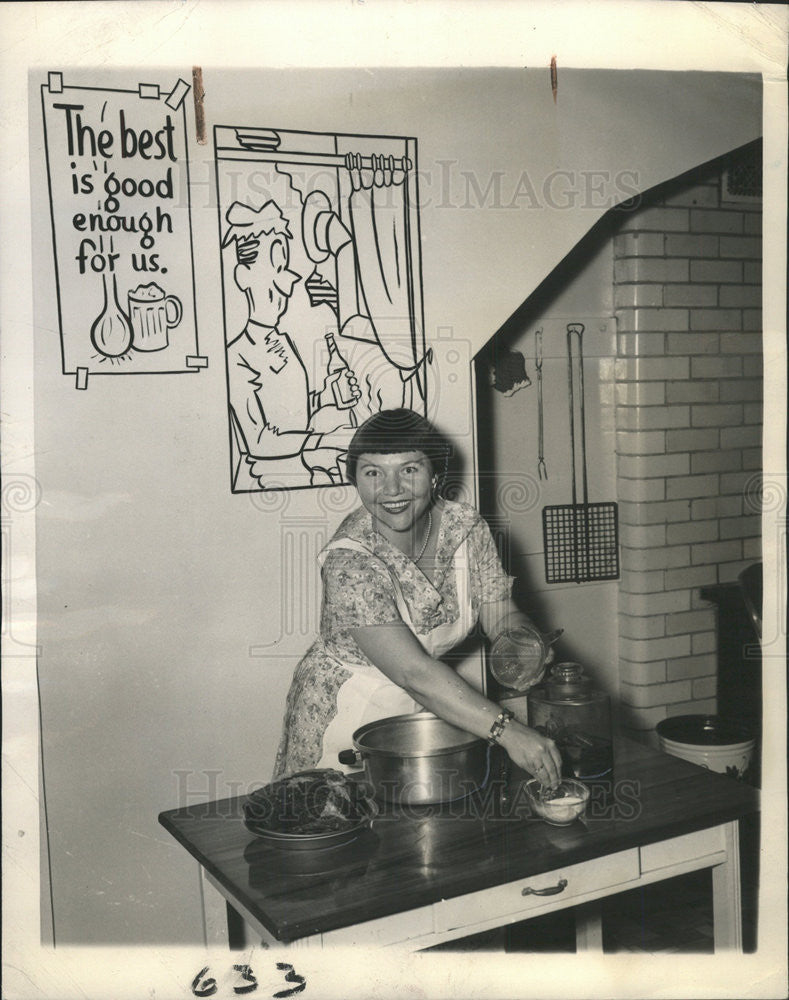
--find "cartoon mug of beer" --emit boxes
[128,282,182,352]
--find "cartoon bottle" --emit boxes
[325,332,358,424]
[90,272,133,358]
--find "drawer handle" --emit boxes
[521,878,568,897]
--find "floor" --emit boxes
[602,811,760,955]
[430,813,760,955]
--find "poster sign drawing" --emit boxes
[215,125,430,492]
[40,72,206,389]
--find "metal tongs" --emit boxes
[535,328,547,480]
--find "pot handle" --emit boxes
[338,749,362,766]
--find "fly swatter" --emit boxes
[542,324,619,584]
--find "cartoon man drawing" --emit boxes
[222,201,359,489]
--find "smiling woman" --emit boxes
[272,409,563,788]
[355,451,435,561]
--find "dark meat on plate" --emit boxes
[244,769,375,835]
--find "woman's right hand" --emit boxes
[499,721,563,790]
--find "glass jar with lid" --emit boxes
[526,662,614,785]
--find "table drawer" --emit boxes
[435,849,639,933]
[640,826,726,874]
[323,904,435,947]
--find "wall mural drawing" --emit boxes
[215,126,430,492]
[40,73,206,389]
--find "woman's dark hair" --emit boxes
[345,408,451,488]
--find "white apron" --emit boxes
[315,536,476,771]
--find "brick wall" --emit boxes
[612,156,762,738]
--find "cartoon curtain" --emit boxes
[344,152,427,399]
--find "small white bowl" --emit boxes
[525,778,590,826]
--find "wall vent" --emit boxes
[722,144,762,203]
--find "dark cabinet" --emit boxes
[700,569,762,738]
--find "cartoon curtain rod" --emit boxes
[227,130,413,173]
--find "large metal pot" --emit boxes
[338,712,490,805]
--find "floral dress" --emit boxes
[272,499,514,779]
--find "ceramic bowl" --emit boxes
[525,778,590,826]
[656,715,756,781]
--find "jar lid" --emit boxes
[544,662,593,699]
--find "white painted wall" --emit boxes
[476,231,621,702]
[30,67,761,943]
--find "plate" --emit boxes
[242,768,377,851]
[243,814,371,851]
[244,828,379,879]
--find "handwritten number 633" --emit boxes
[191,963,307,997]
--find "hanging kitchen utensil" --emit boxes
[542,323,619,584]
[535,328,547,480]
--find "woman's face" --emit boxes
[355,451,434,542]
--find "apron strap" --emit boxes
[319,537,417,630]
[319,536,475,658]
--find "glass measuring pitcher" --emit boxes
[489,625,563,692]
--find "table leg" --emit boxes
[226,902,249,950]
[712,820,743,951]
[201,869,323,949]
[574,901,604,952]
[199,868,254,949]
[199,867,229,947]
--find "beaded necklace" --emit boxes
[413,509,432,563]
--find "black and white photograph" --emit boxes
[2,2,787,998]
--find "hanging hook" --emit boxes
[535,328,547,480]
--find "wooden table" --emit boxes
[159,739,758,951]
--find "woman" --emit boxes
[273,409,562,788]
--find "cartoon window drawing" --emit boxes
[40,73,205,389]
[215,126,430,492]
